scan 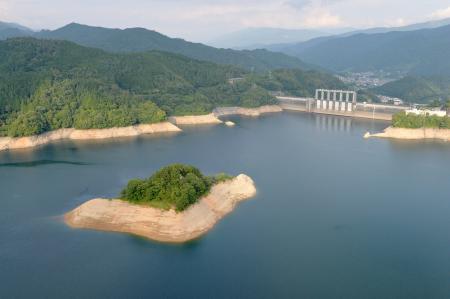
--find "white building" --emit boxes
[406,109,447,117]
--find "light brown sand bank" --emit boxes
[364,127,450,141]
[214,105,283,117]
[168,114,223,125]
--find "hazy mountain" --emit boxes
[0,21,32,32]
[348,17,450,36]
[272,25,450,76]
[207,27,342,49]
[33,23,313,72]
[0,21,33,40]
[268,17,450,57]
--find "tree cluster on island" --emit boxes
[120,164,233,212]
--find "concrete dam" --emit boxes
[278,89,409,121]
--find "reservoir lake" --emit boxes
[1,112,450,298]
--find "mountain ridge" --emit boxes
[26,23,314,72]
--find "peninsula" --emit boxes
[365,111,450,141]
[0,105,284,152]
[65,164,257,242]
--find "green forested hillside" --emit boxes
[0,38,345,137]
[247,69,347,97]
[371,76,450,103]
[35,23,312,72]
[0,38,272,136]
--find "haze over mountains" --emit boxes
[272,24,450,77]
[207,27,352,49]
[0,21,33,40]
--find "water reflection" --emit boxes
[0,160,91,168]
[315,114,352,132]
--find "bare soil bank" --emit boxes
[168,113,223,125]
[365,127,450,141]
[0,122,181,152]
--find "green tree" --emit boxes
[120,164,232,212]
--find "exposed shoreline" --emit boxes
[214,105,283,117]
[365,126,450,141]
[65,174,257,243]
[168,113,223,125]
[0,105,283,152]
[0,122,182,152]
[168,105,283,126]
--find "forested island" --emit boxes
[65,164,257,242]
[0,38,346,138]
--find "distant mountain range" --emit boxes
[0,22,313,72]
[207,27,352,49]
[271,24,450,76]
[210,18,450,50]
[345,17,450,36]
[3,18,450,105]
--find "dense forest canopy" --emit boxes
[0,38,347,137]
[371,76,450,104]
[121,164,233,211]
[247,69,347,97]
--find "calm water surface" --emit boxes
[1,112,450,298]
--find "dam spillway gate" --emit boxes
[313,89,357,112]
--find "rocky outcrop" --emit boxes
[65,174,257,243]
[214,105,283,117]
[0,122,181,152]
[168,114,223,125]
[365,126,450,141]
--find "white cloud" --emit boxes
[171,0,343,30]
[0,0,11,20]
[302,7,343,27]
[0,0,447,41]
[385,17,407,27]
[430,6,450,19]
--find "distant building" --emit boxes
[406,108,447,117]
[378,95,404,106]
[228,78,244,84]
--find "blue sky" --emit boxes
[1,0,449,41]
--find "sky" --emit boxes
[1,0,450,42]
